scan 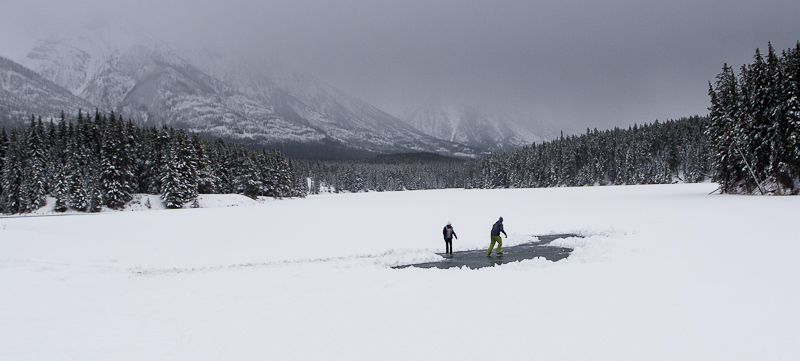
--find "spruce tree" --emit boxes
[52,163,69,213]
[193,134,218,194]
[176,130,198,202]
[24,117,48,211]
[236,155,262,199]
[786,43,800,189]
[1,132,24,213]
[708,64,747,192]
[0,128,8,212]
[99,117,131,209]
[66,123,89,212]
[159,132,197,209]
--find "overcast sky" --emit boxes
[2,0,799,133]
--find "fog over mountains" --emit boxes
[0,26,560,157]
[402,96,560,151]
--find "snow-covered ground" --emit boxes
[1,183,798,360]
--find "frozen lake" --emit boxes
[2,183,799,360]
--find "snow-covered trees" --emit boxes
[159,129,198,208]
[25,116,48,211]
[465,117,710,189]
[708,42,800,194]
[1,131,24,213]
[0,110,302,214]
[297,117,712,193]
[0,128,8,213]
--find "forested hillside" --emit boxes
[297,116,712,193]
[0,110,303,214]
[471,116,712,188]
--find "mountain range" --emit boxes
[0,27,554,158]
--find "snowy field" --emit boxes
[1,183,799,360]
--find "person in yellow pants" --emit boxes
[487,217,507,256]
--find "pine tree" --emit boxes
[773,43,800,192]
[0,128,8,213]
[52,162,69,213]
[66,123,89,212]
[193,134,218,194]
[87,177,103,213]
[241,158,262,199]
[176,130,198,202]
[709,64,747,192]
[24,116,48,211]
[786,43,800,190]
[1,132,24,213]
[99,117,131,209]
[159,131,197,209]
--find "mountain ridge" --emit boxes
[0,55,94,128]
[1,26,547,158]
[9,32,484,158]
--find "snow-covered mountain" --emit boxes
[7,28,477,158]
[0,55,93,128]
[186,50,475,157]
[402,97,559,152]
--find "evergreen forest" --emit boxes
[708,42,800,194]
[0,110,303,214]
[296,116,713,193]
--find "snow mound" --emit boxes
[124,194,265,211]
[4,194,271,217]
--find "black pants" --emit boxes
[444,238,452,254]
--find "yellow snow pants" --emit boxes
[487,236,503,255]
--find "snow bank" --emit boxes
[5,193,269,217]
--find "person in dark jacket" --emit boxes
[487,217,507,256]
[443,222,457,255]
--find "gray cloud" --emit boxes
[2,0,800,133]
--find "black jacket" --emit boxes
[491,221,506,237]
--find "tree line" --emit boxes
[294,153,469,194]
[0,110,303,214]
[470,116,712,188]
[295,116,713,193]
[708,42,800,194]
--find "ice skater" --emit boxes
[443,222,457,255]
[487,217,507,256]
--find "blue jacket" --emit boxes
[491,220,506,237]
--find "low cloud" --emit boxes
[2,0,799,133]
